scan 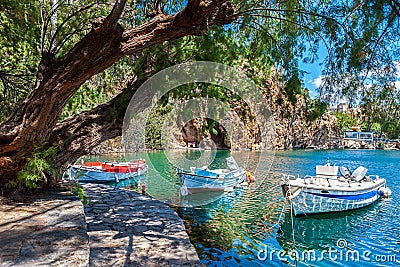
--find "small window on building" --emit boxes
[359,132,373,140]
[344,131,358,139]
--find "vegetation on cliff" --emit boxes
[332,82,400,140]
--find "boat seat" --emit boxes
[351,166,368,182]
[316,165,338,177]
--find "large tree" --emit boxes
[0,0,399,193]
[0,0,239,191]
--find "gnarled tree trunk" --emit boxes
[0,0,236,193]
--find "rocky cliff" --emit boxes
[93,71,343,153]
[162,74,342,150]
[271,101,342,150]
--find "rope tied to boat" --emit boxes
[289,182,298,267]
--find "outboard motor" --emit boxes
[339,166,351,178]
[351,166,368,182]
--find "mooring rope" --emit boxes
[288,182,298,267]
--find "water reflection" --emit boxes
[278,203,381,252]
[180,191,226,207]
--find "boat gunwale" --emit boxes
[282,177,386,192]
[71,166,147,183]
[177,169,245,180]
[72,164,146,174]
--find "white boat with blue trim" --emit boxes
[280,161,391,216]
[178,157,246,195]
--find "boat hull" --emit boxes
[281,180,386,216]
[68,165,147,183]
[179,171,246,194]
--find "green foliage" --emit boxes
[42,0,111,57]
[61,57,135,120]
[305,98,328,122]
[2,0,398,141]
[17,146,58,189]
[71,182,89,205]
[318,0,399,101]
[0,0,41,120]
[332,112,359,132]
[61,81,111,120]
[145,104,173,150]
[0,0,41,73]
[360,83,400,138]
[54,0,399,129]
[284,71,303,105]
[0,0,126,122]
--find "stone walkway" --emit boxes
[0,190,89,266]
[83,184,199,266]
[0,185,200,266]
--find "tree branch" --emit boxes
[102,0,127,30]
[50,78,145,170]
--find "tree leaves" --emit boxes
[1,0,399,138]
[0,0,41,119]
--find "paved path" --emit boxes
[0,185,199,266]
[83,183,199,266]
[0,190,89,266]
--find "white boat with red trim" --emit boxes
[68,159,147,183]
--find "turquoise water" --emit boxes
[86,149,400,266]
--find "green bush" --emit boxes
[17,146,58,188]
[71,182,89,205]
[332,111,359,132]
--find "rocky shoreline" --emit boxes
[342,139,400,150]
[91,136,400,155]
[0,185,199,267]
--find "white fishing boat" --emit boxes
[67,159,147,183]
[280,160,391,216]
[178,157,246,195]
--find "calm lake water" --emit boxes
[86,149,400,266]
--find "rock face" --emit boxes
[273,111,342,150]
[172,118,231,150]
[164,77,342,150]
[92,72,342,152]
[91,136,124,154]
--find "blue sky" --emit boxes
[299,46,400,102]
[298,46,328,99]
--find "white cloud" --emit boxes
[313,76,324,88]
[395,80,400,89]
[395,61,400,78]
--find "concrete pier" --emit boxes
[83,184,199,266]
